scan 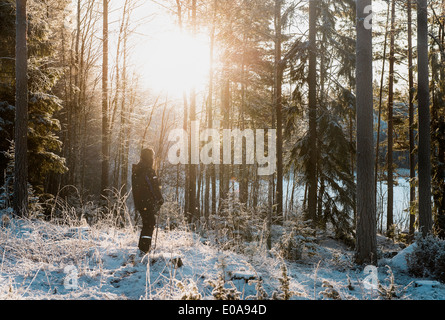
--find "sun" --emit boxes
[141,29,211,97]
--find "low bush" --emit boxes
[406,234,445,283]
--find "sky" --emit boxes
[104,0,414,102]
[107,0,211,99]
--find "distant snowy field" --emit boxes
[0,217,444,300]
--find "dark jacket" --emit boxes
[131,162,164,213]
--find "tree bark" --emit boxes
[417,0,432,237]
[307,0,318,226]
[407,0,416,239]
[14,0,28,217]
[386,0,396,236]
[219,78,230,208]
[375,0,389,209]
[355,0,377,265]
[204,0,216,220]
[101,0,110,196]
[188,0,198,223]
[176,0,190,217]
[275,0,284,217]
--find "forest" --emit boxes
[0,0,445,301]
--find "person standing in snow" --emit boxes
[131,148,164,254]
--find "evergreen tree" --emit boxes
[286,0,357,239]
[430,0,445,238]
[0,0,67,200]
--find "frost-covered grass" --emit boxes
[1,200,445,300]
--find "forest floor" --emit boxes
[0,215,444,300]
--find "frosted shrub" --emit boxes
[274,218,318,261]
[377,265,402,300]
[271,263,300,300]
[319,281,341,300]
[205,254,241,300]
[208,194,263,251]
[1,141,44,218]
[205,273,241,300]
[246,278,269,300]
[101,187,133,228]
[406,234,445,283]
[176,279,202,300]
[158,196,186,231]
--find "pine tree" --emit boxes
[286,0,357,238]
[0,0,67,204]
[430,0,445,238]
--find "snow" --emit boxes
[0,216,444,300]
[387,243,417,273]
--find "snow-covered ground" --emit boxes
[1,216,444,301]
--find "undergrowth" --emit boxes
[0,189,424,300]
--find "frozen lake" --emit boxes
[159,168,414,234]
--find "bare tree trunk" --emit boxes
[407,0,416,239]
[219,78,230,209]
[436,0,445,238]
[307,0,318,226]
[417,0,432,237]
[267,174,273,249]
[239,35,248,206]
[14,0,28,217]
[101,0,110,196]
[275,0,284,217]
[188,0,198,223]
[175,0,190,217]
[111,1,124,189]
[375,0,390,208]
[252,160,259,209]
[355,0,377,265]
[204,0,217,219]
[183,90,189,216]
[119,0,131,194]
[120,45,128,192]
[386,0,396,236]
[71,0,81,188]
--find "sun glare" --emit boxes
[142,30,211,97]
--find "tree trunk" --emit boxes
[375,0,390,208]
[386,0,396,237]
[407,0,416,239]
[204,0,217,220]
[437,0,445,238]
[120,0,131,194]
[176,0,190,217]
[307,0,318,226]
[219,78,230,209]
[355,0,377,265]
[275,0,284,217]
[239,34,248,206]
[417,0,432,237]
[14,0,28,217]
[183,90,189,216]
[187,0,198,223]
[101,0,110,196]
